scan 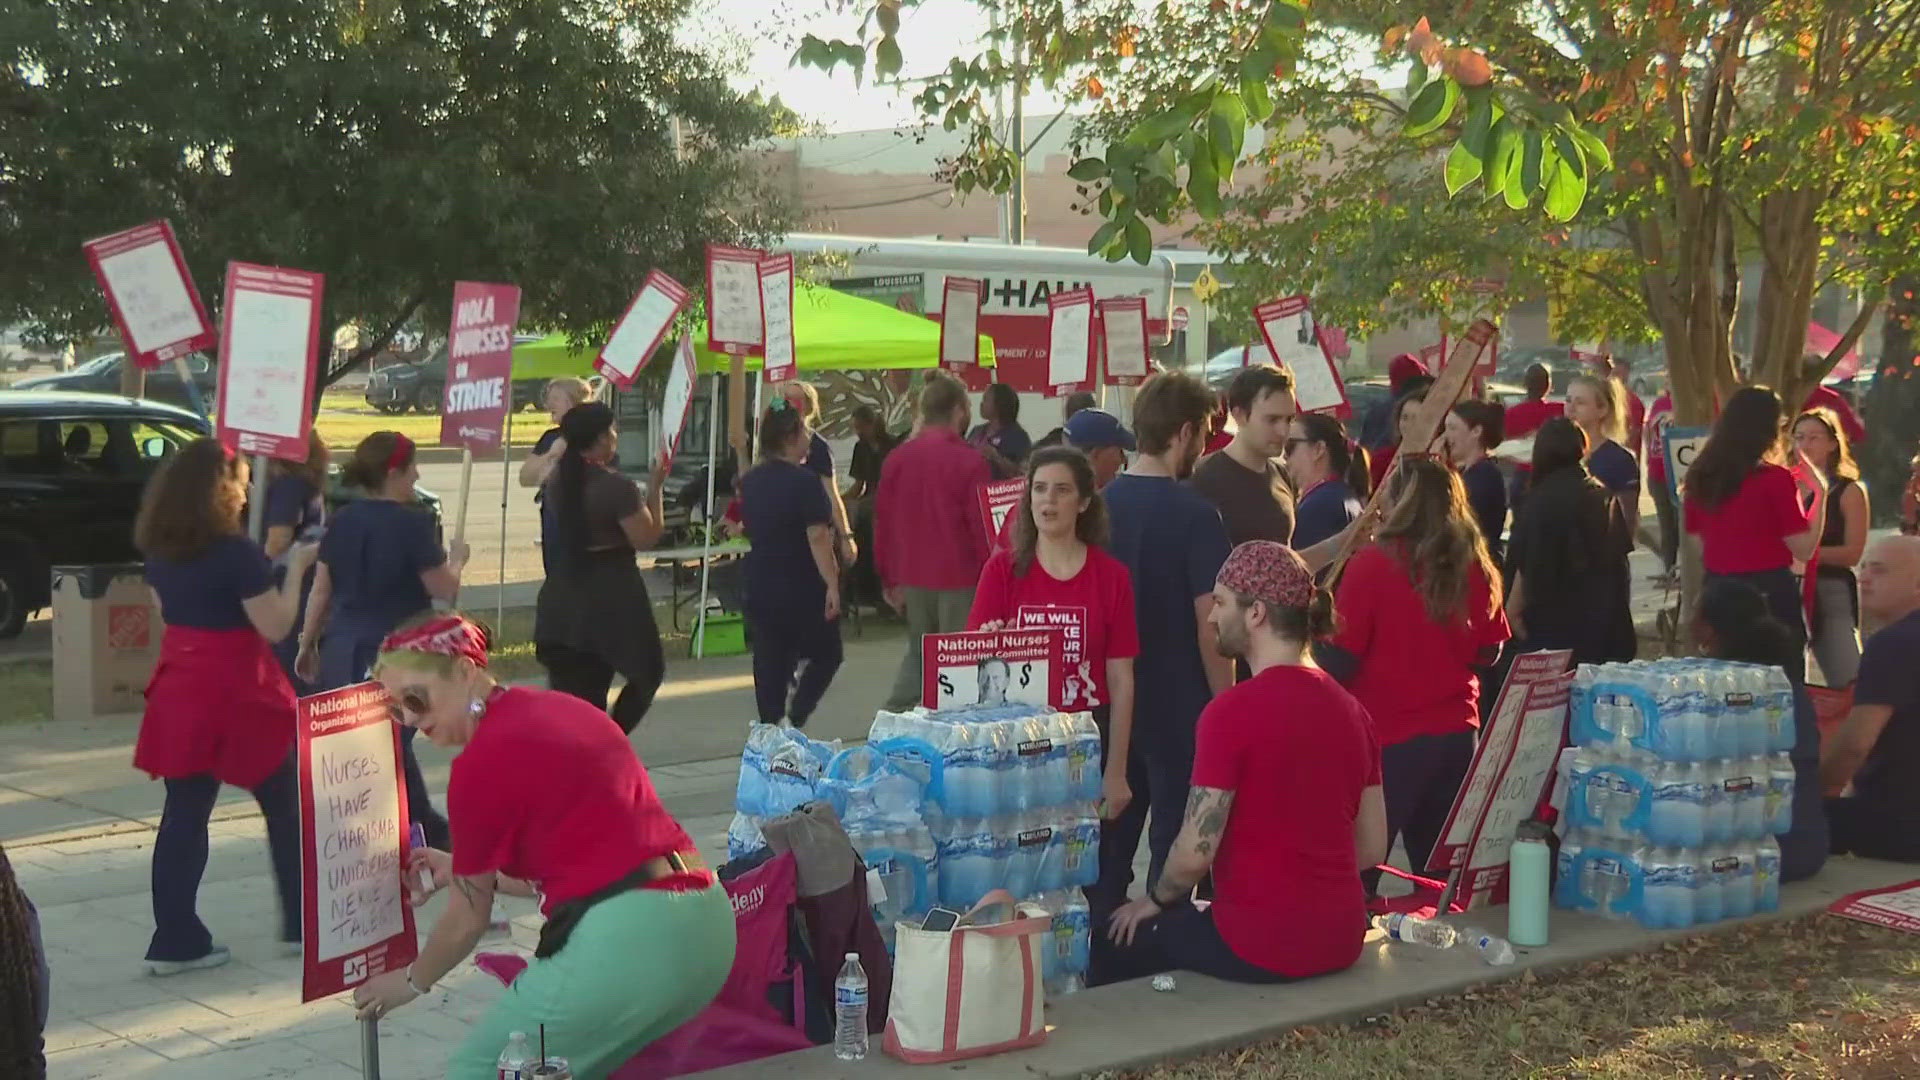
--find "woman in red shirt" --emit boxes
[969,446,1139,837]
[1684,387,1826,681]
[1368,387,1429,492]
[350,615,733,1078]
[1320,458,1509,889]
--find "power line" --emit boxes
[808,187,952,211]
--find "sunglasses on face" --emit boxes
[388,688,431,726]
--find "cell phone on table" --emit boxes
[921,907,961,932]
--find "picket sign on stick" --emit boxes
[1098,296,1150,386]
[596,269,690,389]
[1046,287,1096,396]
[656,337,700,471]
[1253,294,1349,417]
[758,254,797,384]
[706,243,765,452]
[941,277,985,371]
[1322,318,1498,578]
[439,282,521,574]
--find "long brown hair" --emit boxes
[133,438,246,561]
[270,428,330,491]
[1011,447,1109,575]
[1793,407,1859,482]
[1375,457,1502,623]
[1686,386,1784,509]
[340,430,416,491]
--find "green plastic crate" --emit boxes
[694,611,747,657]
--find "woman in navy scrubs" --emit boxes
[296,431,466,847]
[261,429,328,692]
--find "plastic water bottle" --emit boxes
[834,953,869,1060]
[497,1031,533,1080]
[1639,847,1694,930]
[1648,760,1686,848]
[1702,761,1733,844]
[1730,760,1767,840]
[1063,812,1100,889]
[1724,843,1757,919]
[1692,847,1724,924]
[1754,836,1782,913]
[1063,893,1092,979]
[1554,829,1587,909]
[1373,912,1462,948]
[1766,753,1796,836]
[1764,667,1797,753]
[1567,747,1600,829]
[1460,927,1517,966]
[1068,712,1104,802]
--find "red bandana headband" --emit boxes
[1216,540,1315,611]
[387,433,415,471]
[380,615,489,669]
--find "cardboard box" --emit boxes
[52,564,160,722]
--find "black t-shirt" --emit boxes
[1462,458,1508,563]
[1189,451,1295,548]
[1851,609,1920,825]
[741,459,833,621]
[850,432,898,490]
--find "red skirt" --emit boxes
[134,626,296,789]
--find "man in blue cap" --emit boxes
[1064,407,1135,489]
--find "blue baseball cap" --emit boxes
[1063,408,1136,451]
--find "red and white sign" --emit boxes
[758,254,797,382]
[597,269,690,389]
[940,277,985,370]
[297,683,419,1003]
[976,477,1024,552]
[436,281,520,453]
[1430,650,1573,874]
[1099,297,1150,386]
[1254,295,1349,418]
[1170,305,1190,331]
[923,627,1066,711]
[216,262,323,462]
[81,220,217,369]
[657,337,699,471]
[1571,348,1613,375]
[1014,604,1100,709]
[1045,287,1095,396]
[705,243,765,355]
[1829,880,1920,934]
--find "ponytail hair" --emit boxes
[341,431,414,491]
[553,402,615,564]
[1295,412,1371,499]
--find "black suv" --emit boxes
[363,337,547,415]
[0,391,440,638]
[10,352,219,413]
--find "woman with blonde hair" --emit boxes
[1792,406,1868,686]
[1319,457,1509,888]
[1565,372,1641,535]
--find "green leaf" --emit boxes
[1102,215,1133,260]
[1407,59,1428,99]
[1571,126,1613,173]
[1087,220,1122,257]
[875,36,903,78]
[875,2,900,36]
[1552,131,1585,180]
[1459,100,1496,158]
[1502,129,1529,209]
[1519,129,1545,195]
[1404,77,1459,138]
[1209,92,1247,175]
[1067,157,1107,181]
[1444,141,1482,196]
[1188,142,1222,219]
[1125,217,1152,264]
[1483,117,1517,197]
[1266,0,1307,33]
[1543,150,1588,221]
[1240,60,1274,124]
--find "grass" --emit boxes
[1101,915,1920,1080]
[310,389,444,450]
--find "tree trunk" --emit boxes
[1863,278,1919,526]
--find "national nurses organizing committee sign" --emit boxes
[216,262,323,462]
[81,220,217,369]
[440,281,521,453]
[923,627,1065,711]
[297,683,419,1003]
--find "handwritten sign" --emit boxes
[705,243,765,354]
[940,277,985,370]
[438,281,521,453]
[81,220,216,369]
[597,269,690,389]
[1430,649,1573,871]
[216,262,322,462]
[1046,287,1095,395]
[923,628,1066,711]
[1099,296,1149,386]
[1454,671,1577,908]
[297,683,418,1002]
[657,336,699,471]
[1254,295,1348,417]
[976,477,1025,552]
[759,254,797,382]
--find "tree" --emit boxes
[2,0,793,390]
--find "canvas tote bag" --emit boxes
[882,890,1050,1063]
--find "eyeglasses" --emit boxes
[388,689,431,727]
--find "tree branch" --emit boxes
[325,290,429,390]
[1811,296,1883,384]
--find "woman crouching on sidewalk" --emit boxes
[350,614,734,1079]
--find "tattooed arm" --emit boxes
[1148,785,1236,907]
[408,872,495,991]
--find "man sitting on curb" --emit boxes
[1821,534,1920,861]
[1092,540,1387,985]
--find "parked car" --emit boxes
[0,391,441,638]
[363,337,549,415]
[10,352,217,413]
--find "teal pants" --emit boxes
[450,884,736,1080]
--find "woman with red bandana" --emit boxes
[297,431,467,848]
[133,438,317,974]
[350,614,732,1079]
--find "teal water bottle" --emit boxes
[1508,820,1552,947]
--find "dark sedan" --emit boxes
[11,352,218,414]
[364,337,547,415]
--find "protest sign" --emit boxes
[1098,296,1150,386]
[1254,295,1348,417]
[439,281,520,454]
[216,262,323,462]
[758,254,797,383]
[940,277,985,371]
[298,683,419,1003]
[657,336,699,471]
[596,269,690,389]
[1829,880,1920,935]
[1453,671,1578,908]
[1429,649,1574,872]
[1045,287,1095,395]
[923,627,1066,711]
[705,243,765,355]
[81,220,216,369]
[1571,348,1613,375]
[1663,425,1710,502]
[976,477,1025,552]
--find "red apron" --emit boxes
[134,626,296,789]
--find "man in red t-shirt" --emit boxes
[1501,363,1564,517]
[1097,541,1386,985]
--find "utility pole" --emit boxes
[1008,29,1027,247]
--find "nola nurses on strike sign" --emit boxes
[439,281,521,453]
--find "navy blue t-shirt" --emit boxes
[1102,473,1232,748]
[146,535,273,630]
[804,432,835,480]
[319,498,444,635]
[1292,479,1362,552]
[1588,440,1640,498]
[1461,459,1508,563]
[1851,610,1920,826]
[741,460,833,623]
[264,475,324,544]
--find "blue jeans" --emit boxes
[147,757,302,961]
